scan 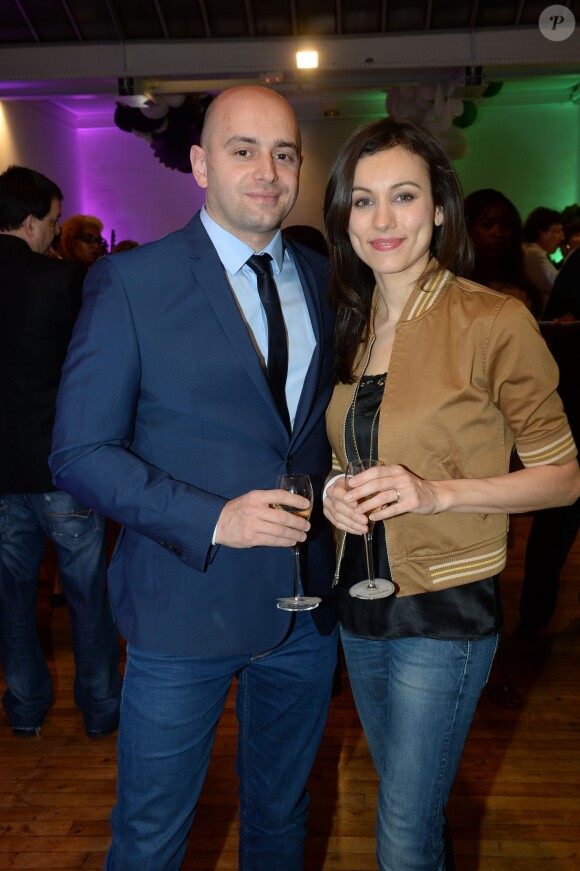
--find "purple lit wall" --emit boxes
[0,97,206,247]
[76,126,206,247]
[74,119,356,244]
[0,100,83,214]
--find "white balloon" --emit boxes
[438,128,469,160]
[448,98,464,117]
[387,88,425,122]
[416,84,436,101]
[415,93,432,110]
[386,88,404,117]
[164,95,186,108]
[141,98,169,119]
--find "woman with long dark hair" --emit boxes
[464,187,540,315]
[322,118,579,870]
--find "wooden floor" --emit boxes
[1,514,579,870]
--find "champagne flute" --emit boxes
[345,459,395,600]
[276,474,322,611]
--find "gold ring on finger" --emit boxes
[385,487,400,504]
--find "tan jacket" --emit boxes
[326,267,577,598]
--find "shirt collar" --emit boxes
[200,207,285,276]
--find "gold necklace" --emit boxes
[347,293,381,465]
[350,393,380,464]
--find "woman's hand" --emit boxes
[323,475,368,534]
[343,464,443,521]
[343,459,580,519]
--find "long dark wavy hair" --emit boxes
[463,188,541,316]
[464,187,524,284]
[323,118,473,383]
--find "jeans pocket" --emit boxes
[43,491,102,540]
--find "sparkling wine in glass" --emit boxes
[345,459,395,600]
[276,474,321,611]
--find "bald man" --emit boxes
[50,85,338,870]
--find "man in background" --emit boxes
[518,249,580,635]
[0,165,122,738]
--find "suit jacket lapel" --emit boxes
[287,246,325,447]
[183,216,289,433]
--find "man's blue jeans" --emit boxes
[104,616,338,871]
[0,492,122,732]
[341,628,499,871]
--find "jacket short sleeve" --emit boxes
[484,297,576,467]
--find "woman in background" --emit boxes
[464,187,540,315]
[59,214,107,270]
[322,118,579,870]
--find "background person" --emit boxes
[49,85,338,870]
[0,165,122,738]
[521,206,564,316]
[464,187,539,315]
[543,245,580,322]
[59,213,107,269]
[321,118,580,870]
[282,224,328,257]
[517,246,580,636]
[111,239,139,254]
[561,219,580,260]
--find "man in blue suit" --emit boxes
[50,85,337,870]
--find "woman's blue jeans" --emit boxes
[0,492,122,732]
[104,616,338,871]
[341,627,499,871]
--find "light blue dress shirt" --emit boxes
[200,207,316,429]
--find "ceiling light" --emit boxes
[296,51,318,70]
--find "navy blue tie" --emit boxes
[246,254,290,433]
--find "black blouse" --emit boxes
[338,373,503,640]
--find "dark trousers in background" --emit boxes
[519,498,580,632]
[0,491,122,732]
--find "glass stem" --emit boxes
[292,543,301,599]
[363,528,375,582]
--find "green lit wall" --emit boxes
[456,102,580,223]
[293,97,580,232]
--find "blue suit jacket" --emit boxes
[50,214,337,655]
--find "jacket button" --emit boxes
[286,454,294,472]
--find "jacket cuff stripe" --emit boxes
[518,431,577,465]
[430,544,507,585]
